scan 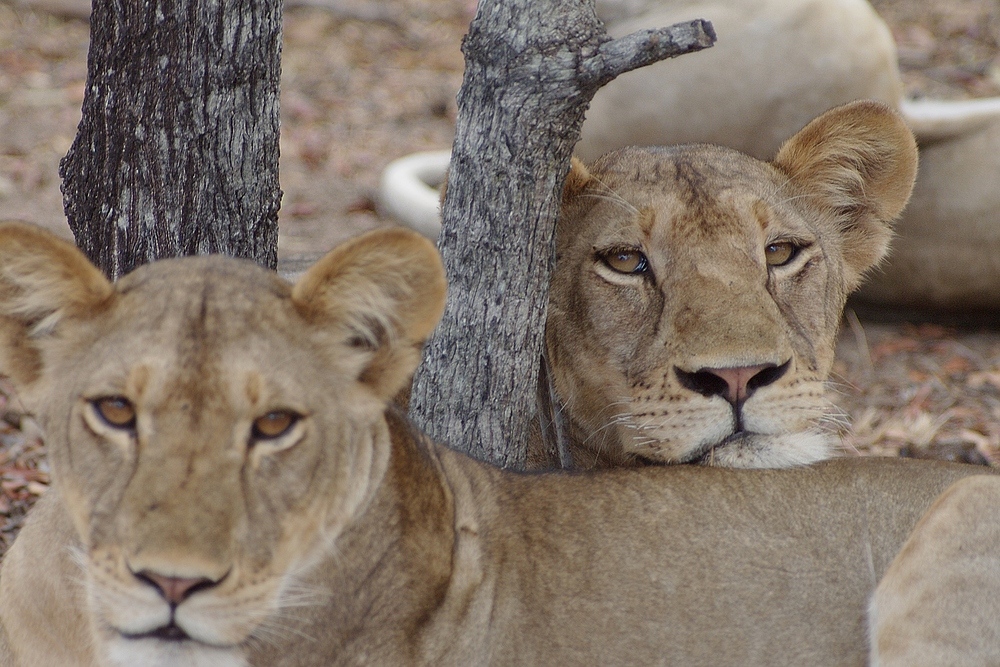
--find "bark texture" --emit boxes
[60,0,282,279]
[408,0,714,467]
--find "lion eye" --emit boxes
[765,241,797,267]
[252,410,300,440]
[600,248,649,274]
[93,396,136,429]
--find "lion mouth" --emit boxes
[122,621,193,642]
[688,431,756,465]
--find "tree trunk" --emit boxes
[408,0,714,467]
[60,0,282,280]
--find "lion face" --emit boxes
[0,224,445,666]
[547,101,918,469]
[59,266,372,663]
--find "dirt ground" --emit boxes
[0,0,999,553]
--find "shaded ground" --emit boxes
[0,0,998,554]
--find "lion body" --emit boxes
[869,475,1000,667]
[1,418,989,665]
[249,447,984,667]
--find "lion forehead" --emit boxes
[48,259,311,395]
[580,145,805,243]
[588,144,781,196]
[115,256,294,329]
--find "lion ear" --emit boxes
[557,156,596,236]
[292,228,446,400]
[562,157,592,202]
[773,100,918,290]
[0,222,114,395]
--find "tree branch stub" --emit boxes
[587,19,716,89]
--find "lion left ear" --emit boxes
[292,228,447,400]
[0,222,114,399]
[773,100,918,290]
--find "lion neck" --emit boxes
[250,408,460,663]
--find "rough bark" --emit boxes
[408,0,714,467]
[60,0,282,280]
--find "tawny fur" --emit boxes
[869,476,1000,667]
[381,1,1000,310]
[580,0,902,162]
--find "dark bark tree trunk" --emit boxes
[60,0,282,280]
[408,0,714,467]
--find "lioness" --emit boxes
[536,100,917,469]
[0,221,994,666]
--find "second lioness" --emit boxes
[537,100,917,469]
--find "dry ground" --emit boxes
[0,0,998,553]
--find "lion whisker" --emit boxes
[582,413,631,446]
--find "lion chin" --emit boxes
[105,638,247,667]
[690,431,837,469]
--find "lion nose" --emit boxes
[137,571,219,606]
[676,361,789,406]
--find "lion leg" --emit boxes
[0,491,97,666]
[869,475,1000,666]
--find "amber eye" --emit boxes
[93,397,136,429]
[252,411,300,440]
[765,241,797,267]
[600,248,649,274]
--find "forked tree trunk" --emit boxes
[408,0,714,467]
[60,0,282,280]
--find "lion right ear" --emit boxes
[292,228,447,401]
[773,100,919,290]
[0,222,114,395]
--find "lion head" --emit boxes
[0,223,445,666]
[543,101,918,469]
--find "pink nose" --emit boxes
[676,362,789,406]
[710,365,774,404]
[138,572,216,605]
